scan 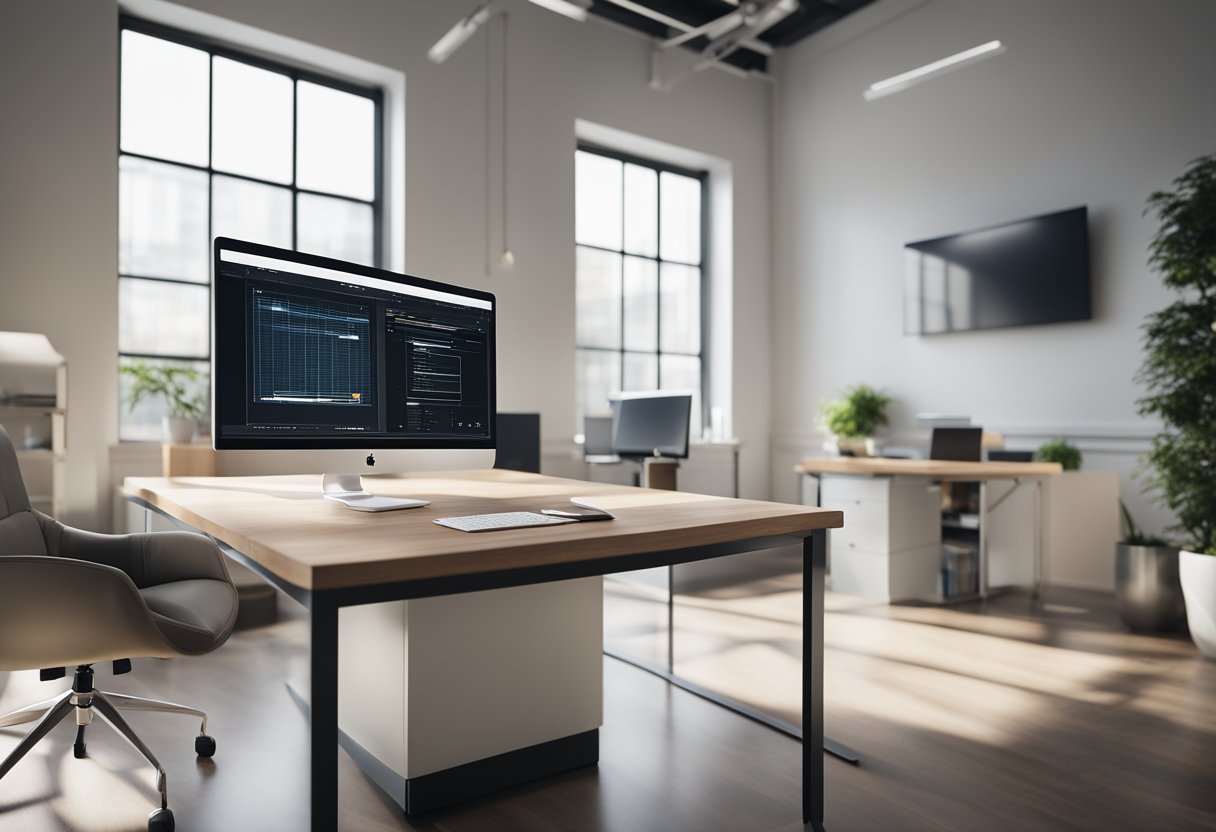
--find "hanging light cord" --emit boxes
[501,13,510,260]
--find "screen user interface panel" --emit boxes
[214,240,494,449]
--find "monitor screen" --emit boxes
[213,238,495,450]
[904,206,1090,335]
[611,393,692,460]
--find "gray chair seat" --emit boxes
[141,579,240,655]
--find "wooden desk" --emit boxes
[797,457,1061,481]
[124,469,842,832]
[797,457,1061,602]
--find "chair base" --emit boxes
[0,664,214,830]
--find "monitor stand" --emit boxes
[321,473,430,513]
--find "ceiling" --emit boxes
[587,0,878,73]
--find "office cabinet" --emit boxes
[817,476,941,602]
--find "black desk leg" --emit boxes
[804,529,826,831]
[310,598,340,832]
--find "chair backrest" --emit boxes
[0,425,47,555]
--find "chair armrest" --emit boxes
[0,556,175,671]
[37,514,232,588]
[137,531,233,587]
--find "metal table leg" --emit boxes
[310,597,340,832]
[804,529,826,831]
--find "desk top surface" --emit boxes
[124,470,841,591]
[797,457,1062,480]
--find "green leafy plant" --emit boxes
[820,384,891,439]
[1137,154,1216,553]
[120,362,207,421]
[1119,501,1170,547]
[1035,438,1082,471]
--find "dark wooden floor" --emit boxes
[1,587,1214,831]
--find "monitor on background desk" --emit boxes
[929,427,983,462]
[611,391,692,460]
[212,238,496,510]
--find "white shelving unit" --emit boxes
[0,333,67,518]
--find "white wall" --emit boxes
[770,0,1216,535]
[0,0,774,529]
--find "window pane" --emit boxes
[119,278,210,358]
[623,352,658,392]
[119,356,209,442]
[296,82,376,201]
[660,354,702,438]
[297,193,375,266]
[576,246,622,350]
[576,151,622,250]
[212,176,292,252]
[660,263,701,354]
[660,172,701,264]
[212,57,294,183]
[119,156,209,283]
[623,256,657,352]
[120,30,209,166]
[623,164,657,257]
[576,349,620,433]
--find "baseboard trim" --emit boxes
[402,729,599,815]
[287,680,600,815]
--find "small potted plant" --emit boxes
[1138,154,1216,657]
[121,362,208,444]
[820,384,891,457]
[1114,504,1185,632]
[1035,438,1082,471]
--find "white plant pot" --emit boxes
[163,416,197,445]
[1179,549,1216,660]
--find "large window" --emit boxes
[118,18,382,439]
[574,146,706,436]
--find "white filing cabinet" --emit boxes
[817,475,942,602]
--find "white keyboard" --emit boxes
[434,511,577,533]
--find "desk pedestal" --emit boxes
[337,577,604,813]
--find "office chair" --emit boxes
[0,426,238,831]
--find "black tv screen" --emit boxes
[903,206,1090,335]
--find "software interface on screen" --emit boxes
[214,244,494,447]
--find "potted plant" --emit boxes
[121,362,207,444]
[1114,504,1185,631]
[1139,154,1216,657]
[820,384,890,456]
[1035,438,1082,471]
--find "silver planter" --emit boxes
[1115,543,1186,632]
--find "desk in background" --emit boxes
[125,469,841,832]
[798,457,1061,603]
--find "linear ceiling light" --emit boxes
[524,0,591,22]
[864,39,1006,101]
[428,2,493,63]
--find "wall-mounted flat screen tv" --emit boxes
[903,206,1090,335]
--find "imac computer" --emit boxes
[610,392,692,460]
[212,238,496,511]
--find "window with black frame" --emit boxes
[117,18,382,440]
[574,145,706,438]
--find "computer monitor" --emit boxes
[610,392,692,460]
[213,238,495,510]
[929,427,983,462]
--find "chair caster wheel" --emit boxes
[147,807,174,832]
[195,735,216,758]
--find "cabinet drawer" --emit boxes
[820,475,889,504]
[831,523,890,555]
[822,498,889,531]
